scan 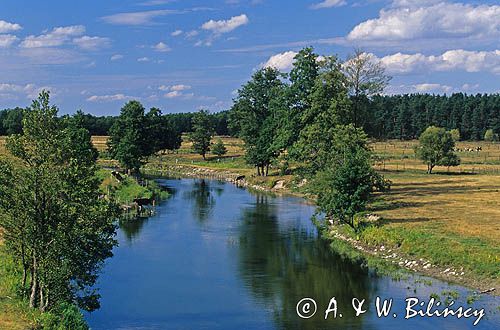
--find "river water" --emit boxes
[85,178,499,329]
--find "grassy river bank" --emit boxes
[0,169,169,329]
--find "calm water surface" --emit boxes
[86,178,499,329]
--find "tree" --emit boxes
[230,67,284,176]
[108,101,149,173]
[343,49,391,127]
[415,126,460,174]
[108,103,181,172]
[145,107,182,153]
[1,107,24,135]
[0,91,117,314]
[484,129,498,142]
[313,125,390,229]
[449,128,461,142]
[189,110,214,160]
[274,47,320,152]
[212,138,227,157]
[292,55,351,174]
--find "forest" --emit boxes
[2,94,499,141]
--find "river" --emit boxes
[85,178,499,329]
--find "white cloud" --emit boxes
[262,51,298,71]
[111,54,124,61]
[101,10,179,25]
[0,83,56,99]
[164,90,194,99]
[186,30,199,38]
[310,0,346,10]
[0,20,22,33]
[0,34,18,48]
[137,57,151,62]
[18,48,85,65]
[153,42,171,52]
[171,30,183,36]
[87,94,135,102]
[378,49,500,75]
[347,1,500,45]
[20,25,85,48]
[170,84,191,91]
[159,84,193,98]
[201,14,249,34]
[414,83,452,93]
[73,36,110,50]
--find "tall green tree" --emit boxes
[145,107,182,153]
[292,56,351,174]
[274,47,320,152]
[189,110,215,160]
[313,125,389,229]
[0,91,117,313]
[343,49,391,127]
[230,67,284,176]
[415,126,460,174]
[108,101,148,173]
[107,102,180,173]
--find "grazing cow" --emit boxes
[133,197,155,213]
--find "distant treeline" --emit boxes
[365,93,500,140]
[2,93,499,141]
[0,108,231,136]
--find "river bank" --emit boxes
[0,170,171,330]
[142,162,499,297]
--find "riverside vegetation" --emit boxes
[1,47,499,328]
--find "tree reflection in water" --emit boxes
[236,194,377,329]
[183,179,223,222]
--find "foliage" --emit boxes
[276,47,320,151]
[312,125,390,229]
[415,126,460,174]
[39,302,88,330]
[107,101,181,173]
[0,108,24,135]
[0,91,117,315]
[342,49,391,127]
[212,138,227,157]
[230,67,285,175]
[484,128,498,142]
[449,128,461,142]
[189,110,215,160]
[291,55,351,173]
[366,93,500,141]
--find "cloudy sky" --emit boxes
[0,0,498,115]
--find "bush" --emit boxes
[39,303,88,330]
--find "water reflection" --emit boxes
[236,194,376,329]
[183,179,219,222]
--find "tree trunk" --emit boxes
[265,164,269,176]
[29,256,38,308]
[257,166,261,176]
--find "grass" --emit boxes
[0,244,39,329]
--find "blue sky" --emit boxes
[0,0,498,115]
